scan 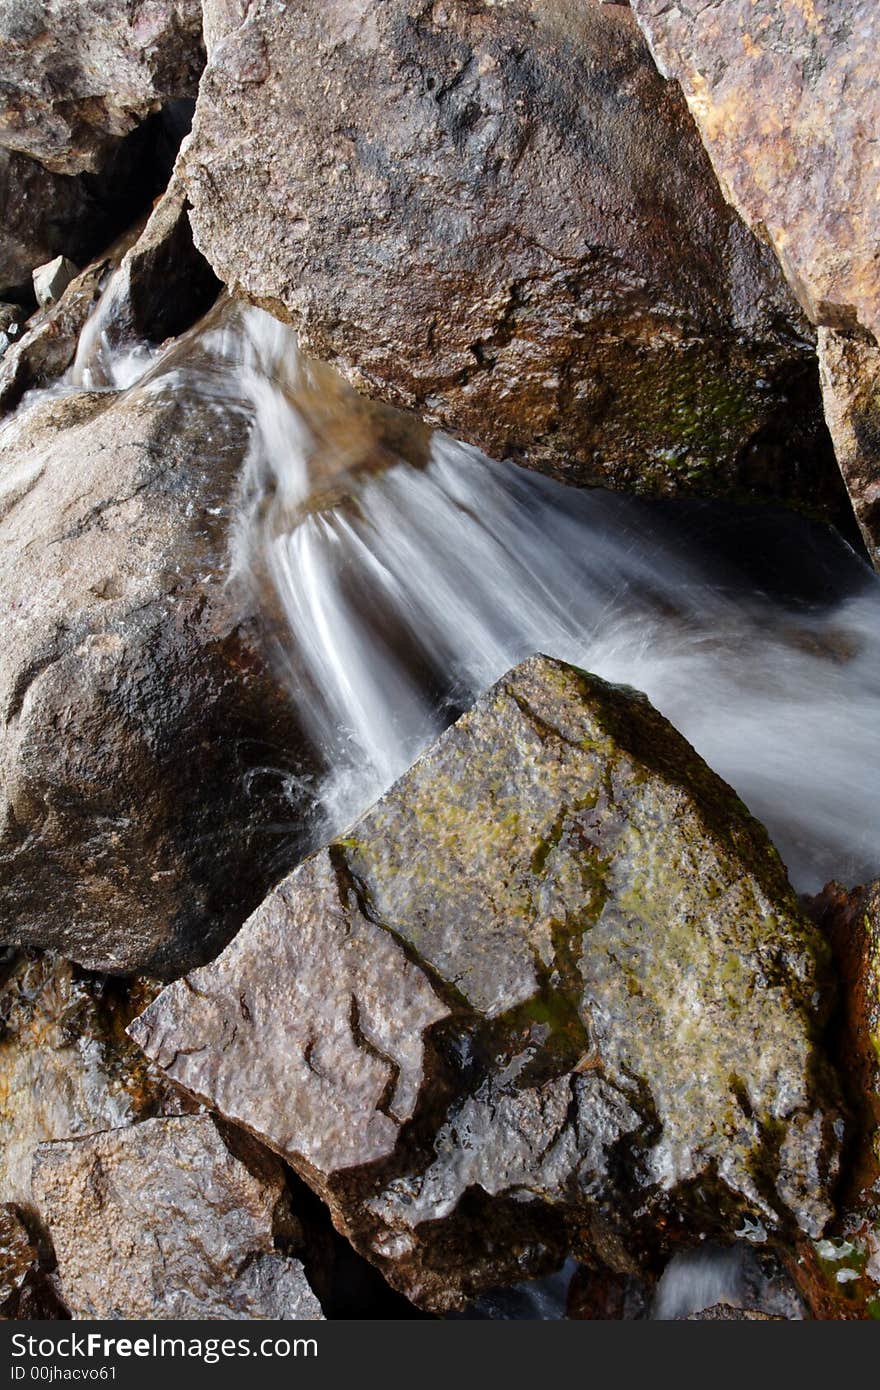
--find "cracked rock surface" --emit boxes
[131,654,841,1311]
[178,0,838,512]
[31,1115,324,1319]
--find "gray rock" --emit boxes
[179,0,838,513]
[0,0,205,176]
[0,351,310,976]
[130,655,841,1311]
[32,255,78,307]
[31,1115,324,1319]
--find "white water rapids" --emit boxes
[13,294,880,895]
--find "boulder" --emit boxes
[0,349,311,976]
[0,0,205,176]
[818,331,880,569]
[630,1,880,342]
[0,146,107,299]
[31,1115,324,1319]
[130,655,841,1311]
[0,951,185,1208]
[179,0,840,512]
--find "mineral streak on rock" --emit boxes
[131,655,842,1310]
[630,0,880,342]
[31,1115,324,1319]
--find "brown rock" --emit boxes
[0,0,205,176]
[130,655,841,1311]
[818,330,880,569]
[0,952,185,1209]
[179,0,839,512]
[0,333,311,975]
[31,1116,324,1319]
[631,1,880,342]
[0,1204,67,1320]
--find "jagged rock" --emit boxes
[179,0,842,513]
[130,655,841,1311]
[630,1,880,343]
[818,331,880,570]
[0,1,205,176]
[0,1204,67,1319]
[0,356,311,975]
[0,952,185,1208]
[32,256,78,308]
[31,1116,324,1319]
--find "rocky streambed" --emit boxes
[1,0,879,1323]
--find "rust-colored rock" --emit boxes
[818,330,880,570]
[630,1,880,342]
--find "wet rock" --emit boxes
[0,952,185,1208]
[818,331,880,570]
[32,256,78,308]
[686,1305,784,1321]
[89,177,222,364]
[131,655,841,1311]
[630,1,880,343]
[0,256,114,412]
[180,0,838,511]
[799,879,880,1318]
[0,365,311,976]
[0,1204,67,1319]
[0,1,205,176]
[31,1116,324,1319]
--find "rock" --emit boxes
[0,339,312,976]
[31,1115,324,1319]
[130,655,841,1311]
[0,257,114,412]
[0,1,205,176]
[32,256,78,308]
[0,1203,67,1319]
[686,1305,784,1321]
[798,880,880,1318]
[179,0,841,512]
[0,951,185,1208]
[630,1,880,343]
[818,331,880,569]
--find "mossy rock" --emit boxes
[131,655,842,1310]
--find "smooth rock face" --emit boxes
[131,655,841,1310]
[32,255,77,307]
[0,0,205,175]
[0,952,184,1208]
[818,331,880,569]
[630,1,880,342]
[0,373,309,976]
[180,0,835,508]
[31,1115,324,1319]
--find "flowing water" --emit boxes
[9,293,880,894]
[9,284,880,1318]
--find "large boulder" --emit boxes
[31,1115,324,1319]
[0,0,204,176]
[630,1,880,343]
[178,0,840,512]
[0,346,310,976]
[818,331,880,569]
[130,655,841,1311]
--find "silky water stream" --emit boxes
[11,290,880,1317]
